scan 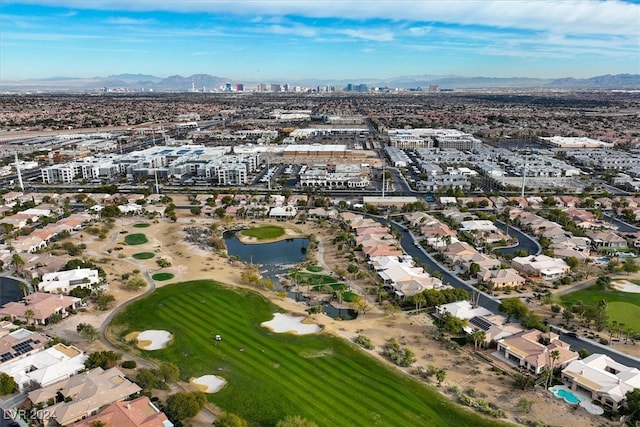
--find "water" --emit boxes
[288,291,358,320]
[551,387,581,404]
[0,276,26,306]
[223,231,357,320]
[223,230,309,267]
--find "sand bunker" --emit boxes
[261,313,321,335]
[190,375,227,393]
[131,330,172,350]
[612,280,640,293]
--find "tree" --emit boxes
[513,373,534,390]
[625,388,640,423]
[0,372,16,395]
[441,312,467,335]
[565,257,580,271]
[125,276,147,291]
[85,351,122,369]
[435,368,446,386]
[469,262,481,276]
[135,368,163,390]
[412,293,426,311]
[470,328,486,351]
[18,282,29,298]
[77,323,99,342]
[623,258,639,274]
[96,293,115,310]
[498,297,529,321]
[164,391,206,422]
[516,397,534,413]
[10,253,25,274]
[158,362,180,384]
[24,309,35,326]
[550,349,560,371]
[214,411,249,427]
[353,297,371,315]
[562,308,574,324]
[276,416,318,427]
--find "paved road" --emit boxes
[390,222,501,313]
[388,220,640,369]
[493,220,541,257]
[603,214,639,233]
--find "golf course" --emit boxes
[109,280,506,426]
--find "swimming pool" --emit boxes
[598,257,610,263]
[550,386,581,404]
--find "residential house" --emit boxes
[11,235,47,253]
[496,329,579,374]
[39,268,100,293]
[478,267,526,289]
[0,343,87,392]
[370,255,443,297]
[0,293,80,325]
[67,396,173,427]
[362,245,404,259]
[561,354,640,411]
[435,300,491,320]
[511,255,570,280]
[0,329,48,367]
[28,367,142,426]
[467,314,524,347]
[586,230,628,250]
[268,205,298,219]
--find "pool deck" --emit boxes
[549,385,604,415]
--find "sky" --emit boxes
[1,0,639,82]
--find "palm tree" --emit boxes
[18,282,29,298]
[413,293,426,311]
[10,253,25,275]
[550,349,560,370]
[24,309,35,326]
[470,328,487,351]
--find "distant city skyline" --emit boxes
[1,0,639,82]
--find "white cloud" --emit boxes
[11,0,640,37]
[264,24,317,38]
[408,26,432,36]
[106,17,155,25]
[336,28,394,42]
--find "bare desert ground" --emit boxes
[44,213,618,427]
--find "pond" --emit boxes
[224,230,309,267]
[224,230,358,320]
[0,276,27,307]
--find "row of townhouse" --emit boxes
[509,207,632,254]
[40,144,261,185]
[339,212,444,297]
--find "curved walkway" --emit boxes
[96,229,158,369]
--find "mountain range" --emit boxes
[1,73,639,92]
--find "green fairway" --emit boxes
[306,265,323,273]
[151,272,175,281]
[133,223,151,228]
[125,233,148,245]
[132,252,155,260]
[240,225,285,240]
[342,291,359,302]
[559,283,640,330]
[311,283,347,292]
[109,281,504,427]
[290,271,336,286]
